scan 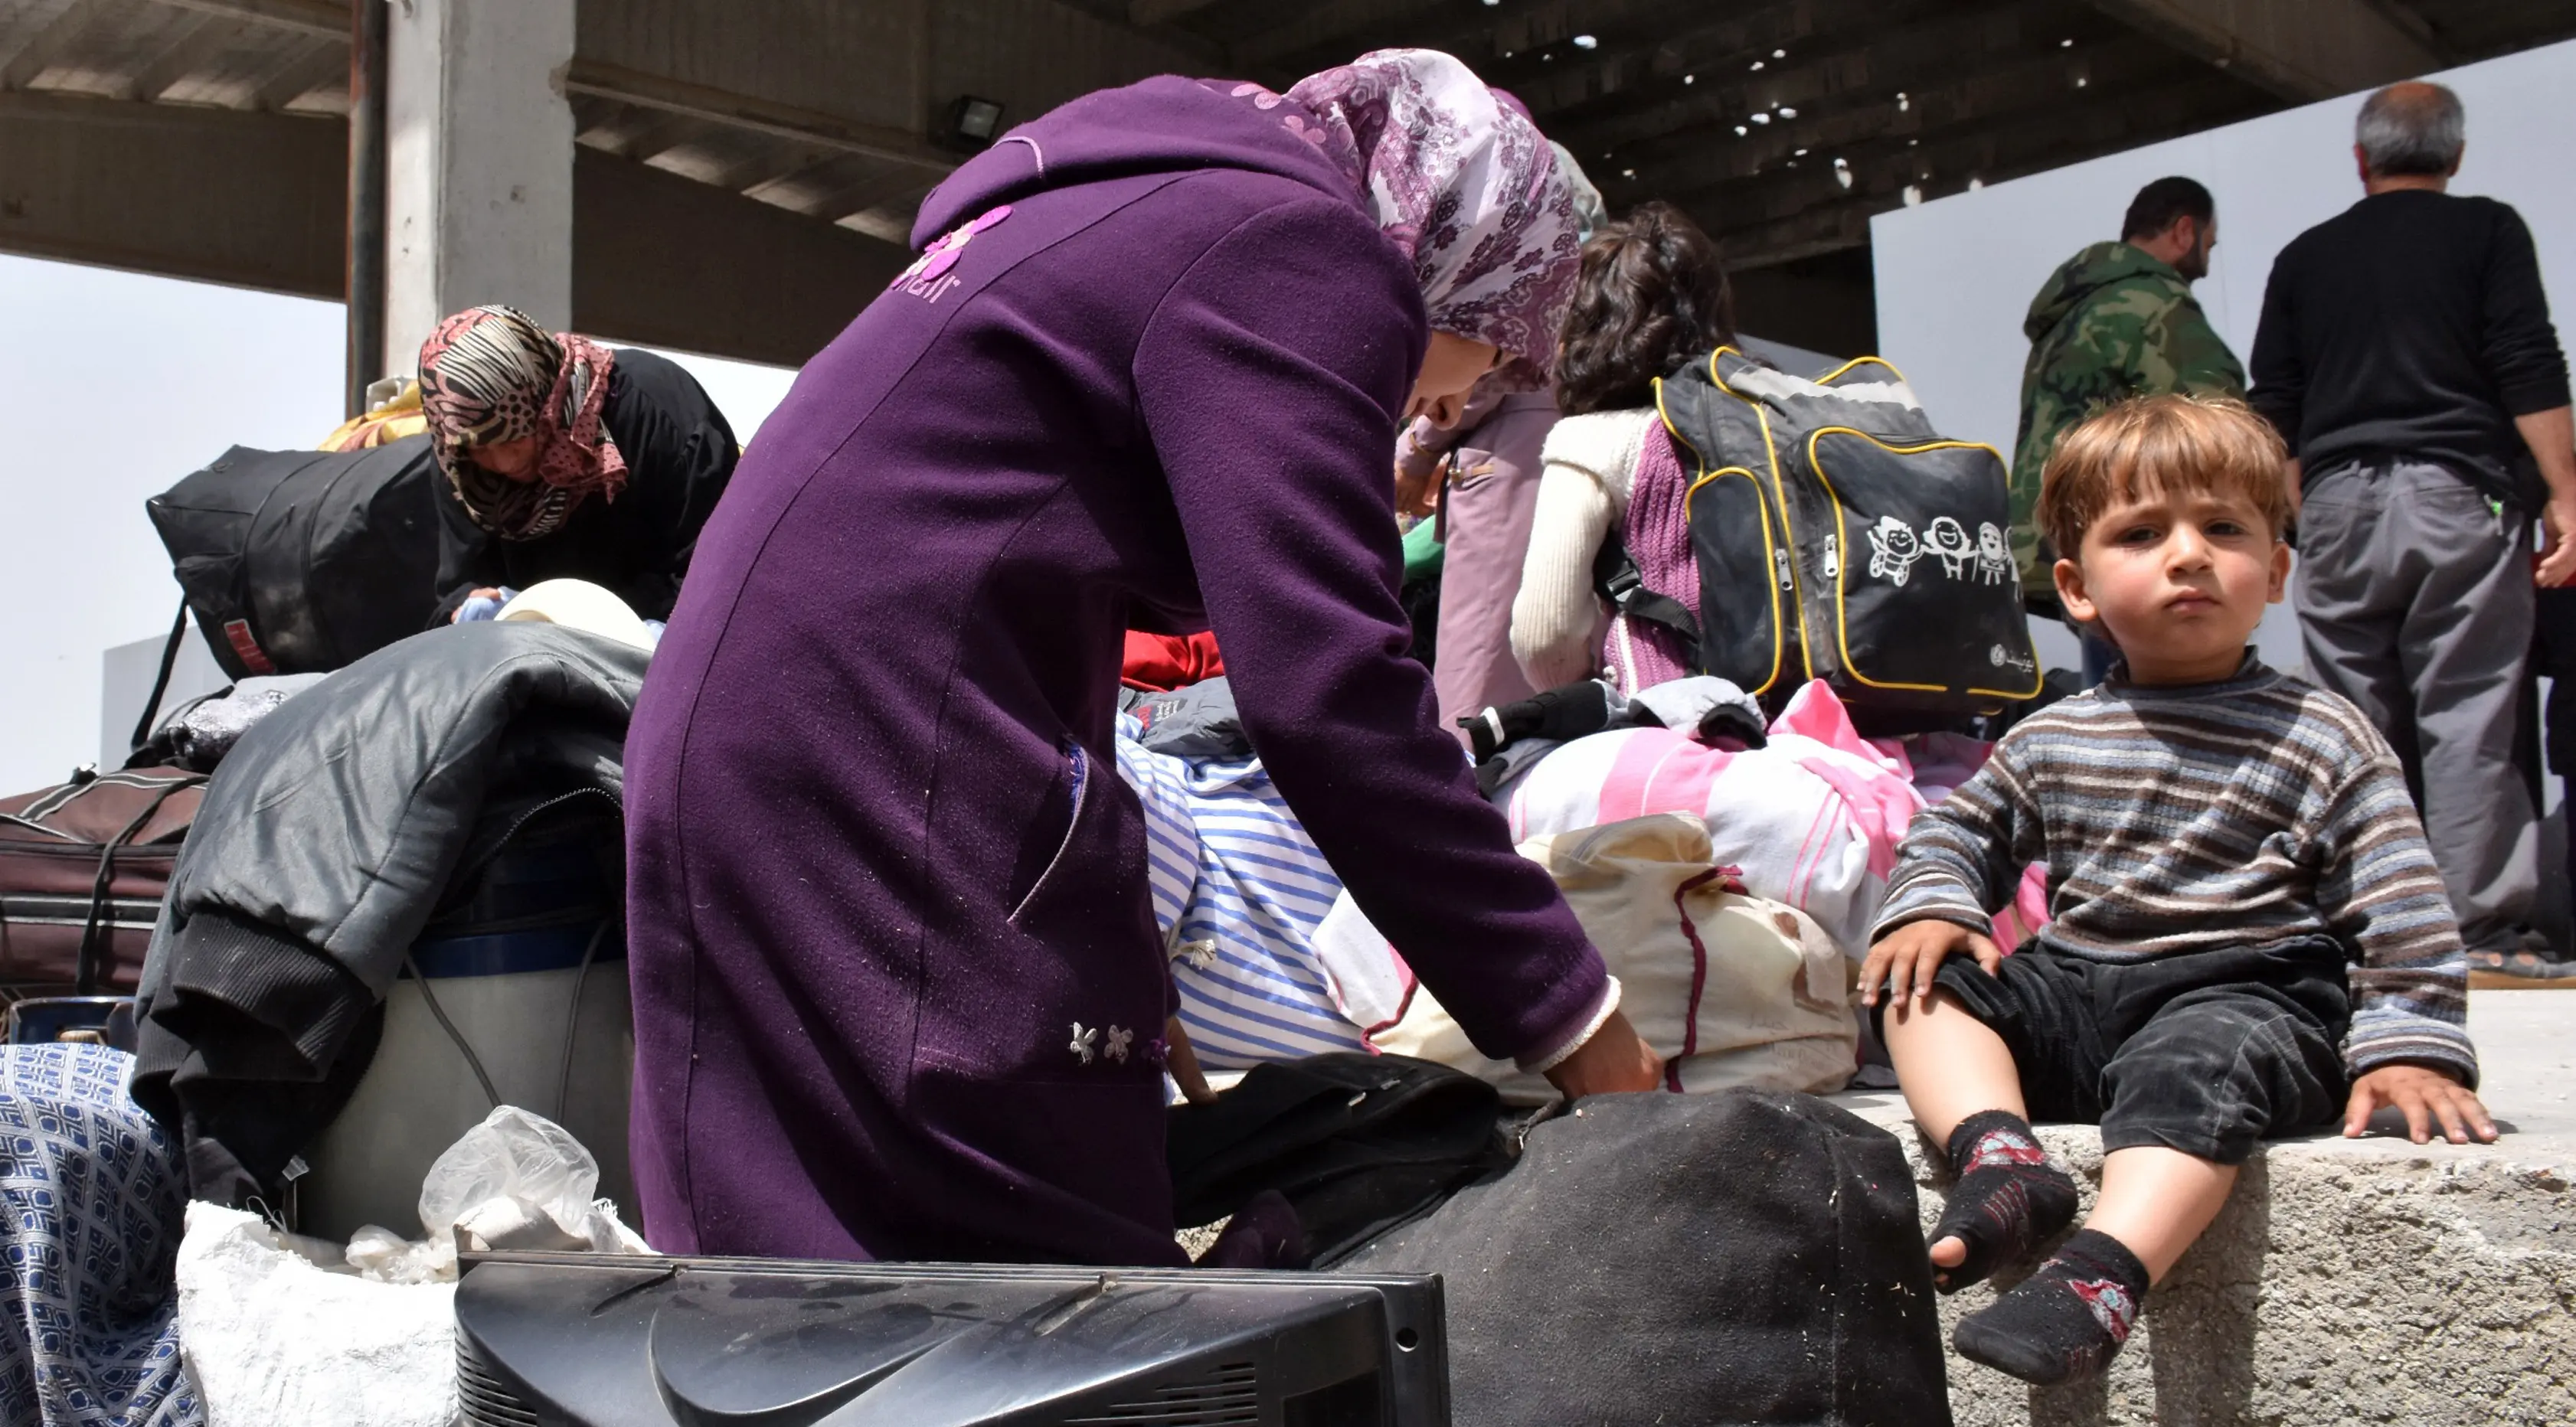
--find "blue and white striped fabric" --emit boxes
[1114,716,1364,1069]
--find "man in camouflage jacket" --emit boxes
[2011,177,2244,606]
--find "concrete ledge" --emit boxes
[1832,989,2576,1425]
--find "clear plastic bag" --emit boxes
[346,1105,646,1283]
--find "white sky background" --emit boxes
[0,252,797,794]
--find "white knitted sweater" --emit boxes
[1509,407,1657,692]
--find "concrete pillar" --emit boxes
[383,0,575,377]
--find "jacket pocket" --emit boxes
[1007,740,1091,927]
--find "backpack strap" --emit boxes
[1590,533,1702,671]
[129,599,190,756]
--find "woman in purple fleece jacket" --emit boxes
[623,50,1661,1266]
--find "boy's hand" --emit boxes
[1860,919,2002,1008]
[2342,1064,2498,1145]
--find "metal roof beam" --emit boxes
[140,1,958,175]
[562,59,955,175]
[123,11,246,101]
[153,0,341,43]
[2081,0,2442,101]
[2,0,129,90]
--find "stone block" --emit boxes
[1833,989,2576,1424]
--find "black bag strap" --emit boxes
[1590,533,1702,670]
[130,599,190,756]
[75,773,204,994]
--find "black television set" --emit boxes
[453,1250,1448,1426]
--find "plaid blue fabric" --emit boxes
[0,1043,200,1426]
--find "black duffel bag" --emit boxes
[1338,1089,1954,1427]
[1167,1053,1509,1266]
[140,436,443,713]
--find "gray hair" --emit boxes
[2355,83,2464,177]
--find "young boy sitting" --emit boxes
[1862,393,2496,1386]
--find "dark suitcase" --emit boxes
[144,435,444,681]
[1339,1089,1955,1427]
[0,768,205,995]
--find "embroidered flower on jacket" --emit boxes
[1068,1022,1099,1065]
[1105,1026,1135,1063]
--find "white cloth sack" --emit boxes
[1367,814,1858,1103]
[175,1203,456,1427]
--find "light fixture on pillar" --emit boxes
[946,95,1007,152]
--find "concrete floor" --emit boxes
[1833,988,2576,1426]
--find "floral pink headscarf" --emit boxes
[1236,50,1581,389]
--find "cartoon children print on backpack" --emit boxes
[1975,522,2012,586]
[1923,518,1973,579]
[1866,515,2015,589]
[1866,517,1922,586]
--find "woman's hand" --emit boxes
[1860,919,2001,1008]
[448,588,506,624]
[1394,457,1443,521]
[1543,1008,1662,1099]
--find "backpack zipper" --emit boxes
[1773,547,1794,591]
[1822,534,1840,580]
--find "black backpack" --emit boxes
[1339,1089,1954,1427]
[139,437,445,737]
[1623,348,2040,719]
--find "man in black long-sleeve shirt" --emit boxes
[2251,80,2576,960]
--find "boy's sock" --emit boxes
[1929,1109,2078,1291]
[1952,1229,2149,1386]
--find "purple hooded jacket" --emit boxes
[623,76,1610,1265]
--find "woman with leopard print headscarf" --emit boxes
[417,305,738,625]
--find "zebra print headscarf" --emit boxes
[417,305,626,540]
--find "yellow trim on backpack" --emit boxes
[1681,466,1787,696]
[1812,354,1908,387]
[1803,426,2046,702]
[1659,377,1787,695]
[1652,374,1699,467]
[1704,351,1816,682]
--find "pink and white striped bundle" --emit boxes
[1502,681,1927,957]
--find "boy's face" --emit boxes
[2053,482,2289,685]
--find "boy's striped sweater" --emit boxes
[1875,656,2476,1084]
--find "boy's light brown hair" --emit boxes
[2036,393,2293,567]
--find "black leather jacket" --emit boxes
[132,622,646,1206]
